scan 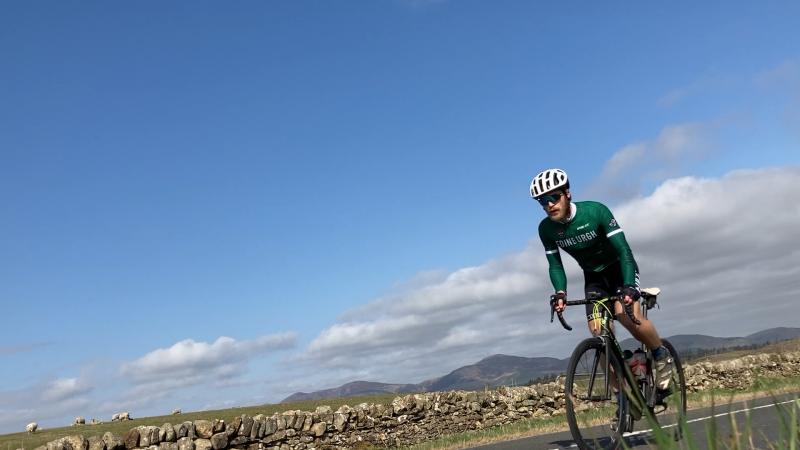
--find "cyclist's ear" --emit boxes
[565,189,572,201]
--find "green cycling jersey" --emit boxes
[538,200,638,292]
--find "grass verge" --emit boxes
[404,375,800,450]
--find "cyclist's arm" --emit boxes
[599,205,637,287]
[539,224,567,292]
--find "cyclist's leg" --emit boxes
[610,265,675,391]
[604,261,664,350]
[615,300,663,349]
[584,271,614,337]
[617,302,675,391]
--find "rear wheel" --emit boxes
[565,338,628,450]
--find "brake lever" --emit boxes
[550,295,572,330]
[624,301,641,325]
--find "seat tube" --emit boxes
[600,309,615,400]
[588,345,601,397]
[603,337,611,399]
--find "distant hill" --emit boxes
[283,355,569,403]
[418,354,567,392]
[282,381,418,403]
[282,326,800,403]
[620,327,800,353]
[620,334,747,352]
[743,327,800,345]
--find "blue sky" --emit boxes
[2,0,799,433]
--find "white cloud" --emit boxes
[120,333,297,383]
[0,376,94,433]
[0,334,298,433]
[288,166,800,397]
[614,168,800,330]
[586,122,715,201]
[657,72,734,108]
[604,143,647,176]
[755,59,800,89]
[754,58,800,142]
[434,326,484,351]
[41,377,93,402]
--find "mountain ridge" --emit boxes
[282,326,800,403]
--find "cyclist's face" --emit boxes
[541,190,570,221]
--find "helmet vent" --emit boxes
[529,168,569,199]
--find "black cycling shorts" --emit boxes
[583,260,640,322]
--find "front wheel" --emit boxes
[565,338,628,450]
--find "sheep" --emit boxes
[74,416,85,426]
[171,409,181,415]
[26,422,38,433]
[111,411,131,421]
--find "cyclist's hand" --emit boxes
[551,291,567,313]
[619,285,640,305]
[622,294,633,305]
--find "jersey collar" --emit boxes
[559,202,577,224]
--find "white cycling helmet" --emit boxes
[530,168,569,198]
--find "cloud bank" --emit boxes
[0,333,297,433]
[586,122,717,201]
[0,377,93,433]
[120,334,297,383]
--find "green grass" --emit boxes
[401,375,800,450]
[402,413,571,450]
[639,396,800,450]
[689,374,800,407]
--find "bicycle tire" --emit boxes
[565,338,629,450]
[657,339,688,441]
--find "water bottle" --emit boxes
[623,350,633,365]
[623,350,636,376]
[630,349,647,380]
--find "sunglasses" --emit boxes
[535,192,564,206]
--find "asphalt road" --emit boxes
[472,391,800,450]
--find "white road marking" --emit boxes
[547,398,799,449]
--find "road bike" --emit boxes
[550,288,687,450]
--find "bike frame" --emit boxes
[554,295,655,421]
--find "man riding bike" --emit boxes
[531,168,674,395]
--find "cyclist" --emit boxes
[531,168,674,394]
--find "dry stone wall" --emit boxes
[33,351,800,450]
